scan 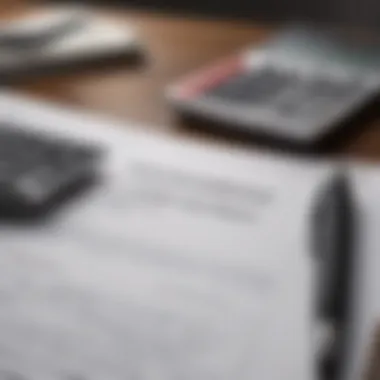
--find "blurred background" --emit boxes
[23,0,379,27]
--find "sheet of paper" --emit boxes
[0,92,330,380]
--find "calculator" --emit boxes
[167,27,380,150]
[0,124,101,218]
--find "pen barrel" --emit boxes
[312,173,357,378]
[312,173,356,321]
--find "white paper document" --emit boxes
[0,92,329,380]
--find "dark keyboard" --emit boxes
[0,125,101,218]
[204,67,363,118]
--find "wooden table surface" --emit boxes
[3,4,380,161]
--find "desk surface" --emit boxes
[4,5,380,160]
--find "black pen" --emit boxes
[312,171,356,378]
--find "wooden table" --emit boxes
[4,5,380,160]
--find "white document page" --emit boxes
[0,92,329,380]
